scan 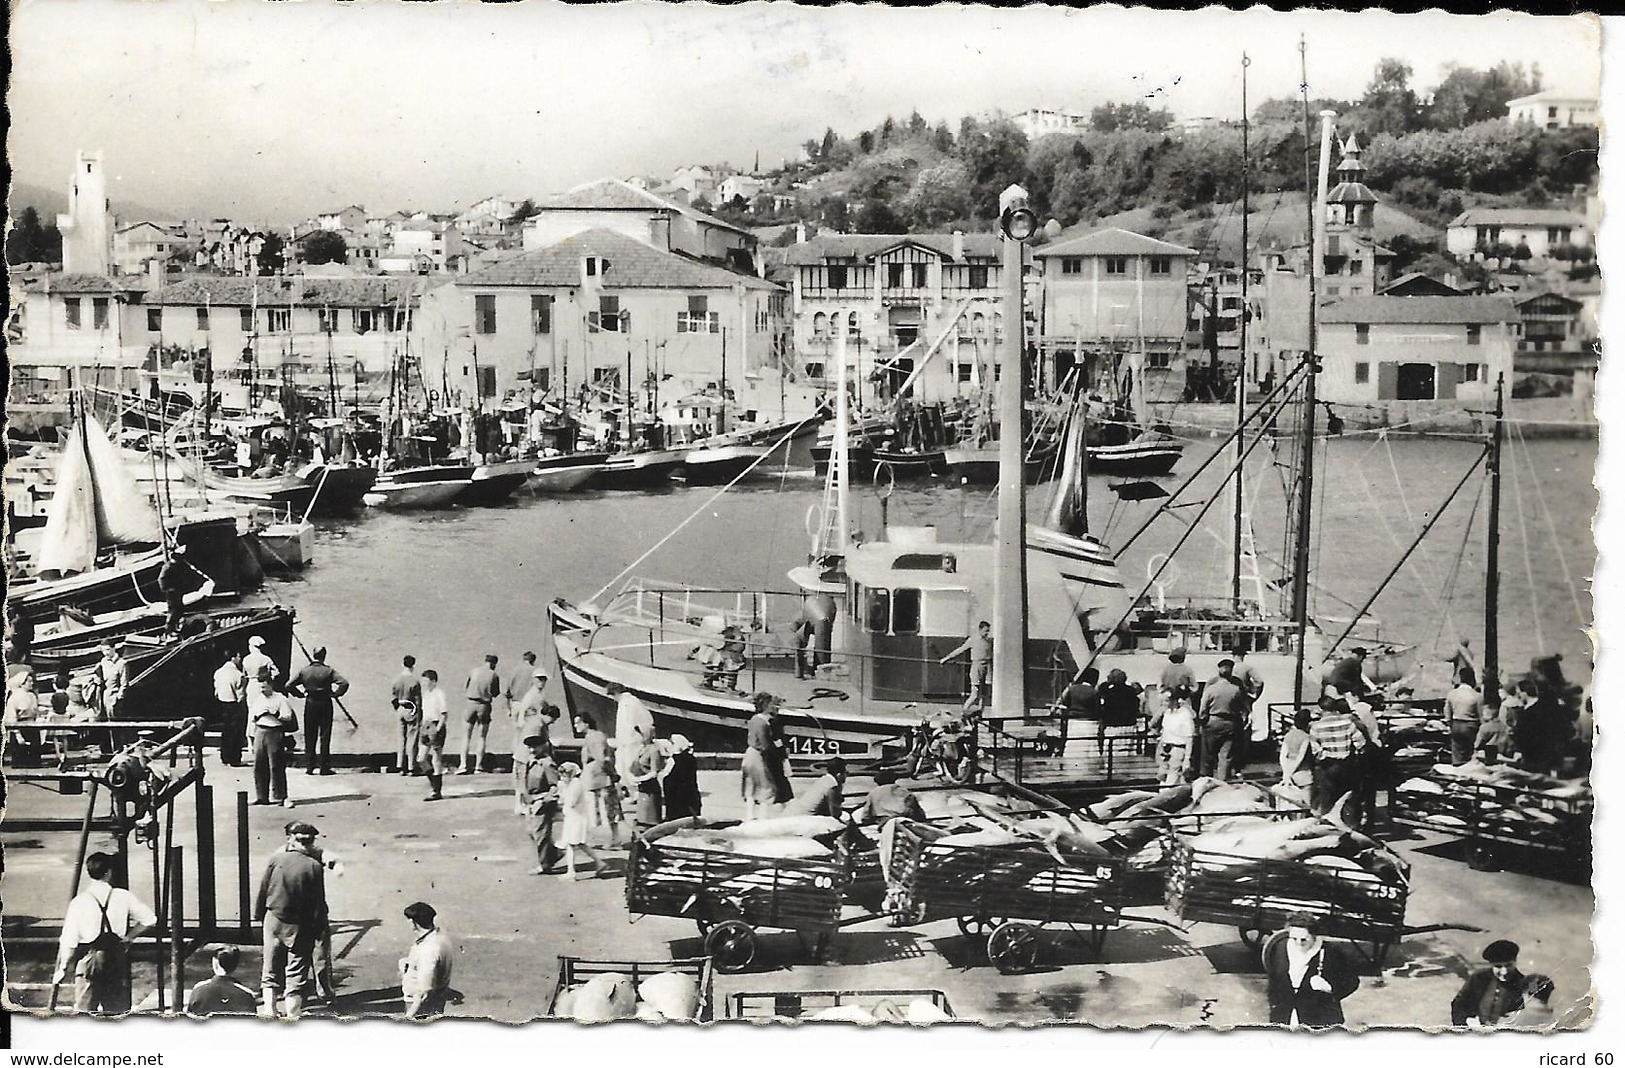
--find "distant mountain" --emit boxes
[7,179,181,226]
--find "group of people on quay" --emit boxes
[16,597,1587,1028]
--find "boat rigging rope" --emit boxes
[585,421,804,607]
[1505,423,1547,652]
[1513,420,1589,630]
[1429,475,1486,661]
[1373,431,1458,630]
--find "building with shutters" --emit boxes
[521,178,757,274]
[1316,295,1517,404]
[418,227,791,412]
[1445,208,1590,260]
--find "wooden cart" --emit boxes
[887,819,1125,974]
[1390,772,1592,873]
[626,822,847,973]
[547,955,716,1022]
[1163,838,1409,965]
[727,987,954,1022]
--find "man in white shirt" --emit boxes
[54,852,157,1014]
[248,676,299,808]
[418,669,449,802]
[243,635,280,688]
[214,652,250,766]
[398,901,454,1018]
[95,642,127,717]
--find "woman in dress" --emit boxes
[623,726,667,833]
[740,692,792,820]
[1260,912,1360,1027]
[660,734,702,820]
[556,763,605,880]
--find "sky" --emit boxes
[6,3,1606,227]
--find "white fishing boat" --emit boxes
[529,451,608,493]
[363,475,471,511]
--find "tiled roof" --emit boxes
[1378,272,1464,296]
[1513,291,1583,310]
[143,276,436,307]
[1448,208,1585,228]
[456,228,779,291]
[1321,295,1519,325]
[543,179,751,238]
[23,274,139,295]
[1507,89,1598,105]
[1033,227,1198,259]
[780,233,1002,266]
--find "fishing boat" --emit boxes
[598,447,689,490]
[363,463,475,510]
[530,451,609,493]
[118,604,298,724]
[246,513,316,573]
[1085,433,1184,478]
[458,457,537,506]
[678,440,773,485]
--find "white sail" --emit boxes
[82,413,164,546]
[34,421,100,576]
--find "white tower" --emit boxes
[57,150,113,275]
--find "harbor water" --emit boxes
[266,434,1598,756]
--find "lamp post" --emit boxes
[991,185,1037,720]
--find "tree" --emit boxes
[900,160,972,229]
[855,198,906,234]
[932,121,954,154]
[509,198,543,222]
[817,197,851,233]
[1360,57,1422,136]
[6,205,46,265]
[1089,101,1173,134]
[957,117,1029,218]
[908,110,929,137]
[1427,61,1542,130]
[300,230,348,265]
[255,232,287,276]
[858,130,875,154]
[879,115,896,147]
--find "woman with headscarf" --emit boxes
[740,692,792,820]
[622,725,666,833]
[1260,912,1360,1027]
[659,734,702,820]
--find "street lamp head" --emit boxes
[999,184,1037,243]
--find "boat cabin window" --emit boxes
[892,588,920,635]
[864,587,890,634]
[893,552,955,572]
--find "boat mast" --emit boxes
[1484,373,1504,704]
[202,293,214,443]
[719,327,728,435]
[1232,53,1250,609]
[1289,42,1335,702]
[992,185,1035,720]
[833,326,851,555]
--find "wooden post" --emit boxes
[237,791,253,936]
[168,846,185,1013]
[195,784,217,936]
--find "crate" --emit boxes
[547,955,715,1022]
[627,834,845,934]
[727,988,954,1022]
[888,820,1124,927]
[1163,838,1408,947]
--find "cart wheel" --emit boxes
[695,918,713,939]
[1237,926,1265,950]
[1467,843,1496,870]
[987,921,1042,975]
[956,916,1003,939]
[704,920,758,973]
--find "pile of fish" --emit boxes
[553,970,702,1023]
[656,814,849,859]
[1183,812,1409,885]
[1393,761,1591,837]
[1080,778,1291,871]
[754,997,955,1025]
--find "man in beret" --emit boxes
[254,821,328,1019]
[1451,939,1528,1028]
[518,732,562,875]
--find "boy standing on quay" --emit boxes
[392,655,423,776]
[462,654,501,774]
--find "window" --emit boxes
[240,308,254,332]
[1462,363,1482,383]
[147,308,162,332]
[678,295,716,333]
[1548,227,1571,244]
[886,263,904,288]
[803,361,825,379]
[891,588,920,635]
[847,312,860,339]
[968,266,989,289]
[64,298,81,330]
[812,312,828,339]
[956,362,975,383]
[90,298,109,330]
[391,308,412,332]
[353,308,377,334]
[267,308,290,333]
[1149,257,1171,276]
[589,295,623,333]
[531,294,553,335]
[1466,324,1482,346]
[863,587,890,634]
[474,294,497,334]
[911,263,927,288]
[1104,257,1129,276]
[1061,258,1082,276]
[477,365,497,399]
[318,308,338,333]
[827,265,848,290]
[1355,324,1370,345]
[972,312,987,338]
[1349,259,1363,275]
[1354,362,1370,384]
[194,306,208,330]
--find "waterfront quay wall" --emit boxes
[1150,395,1598,440]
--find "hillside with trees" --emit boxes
[735,58,1596,267]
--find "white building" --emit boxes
[1505,90,1599,129]
[57,150,113,276]
[1445,208,1590,260]
[1317,296,1518,405]
[1013,108,1089,140]
[113,221,188,277]
[522,178,757,273]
